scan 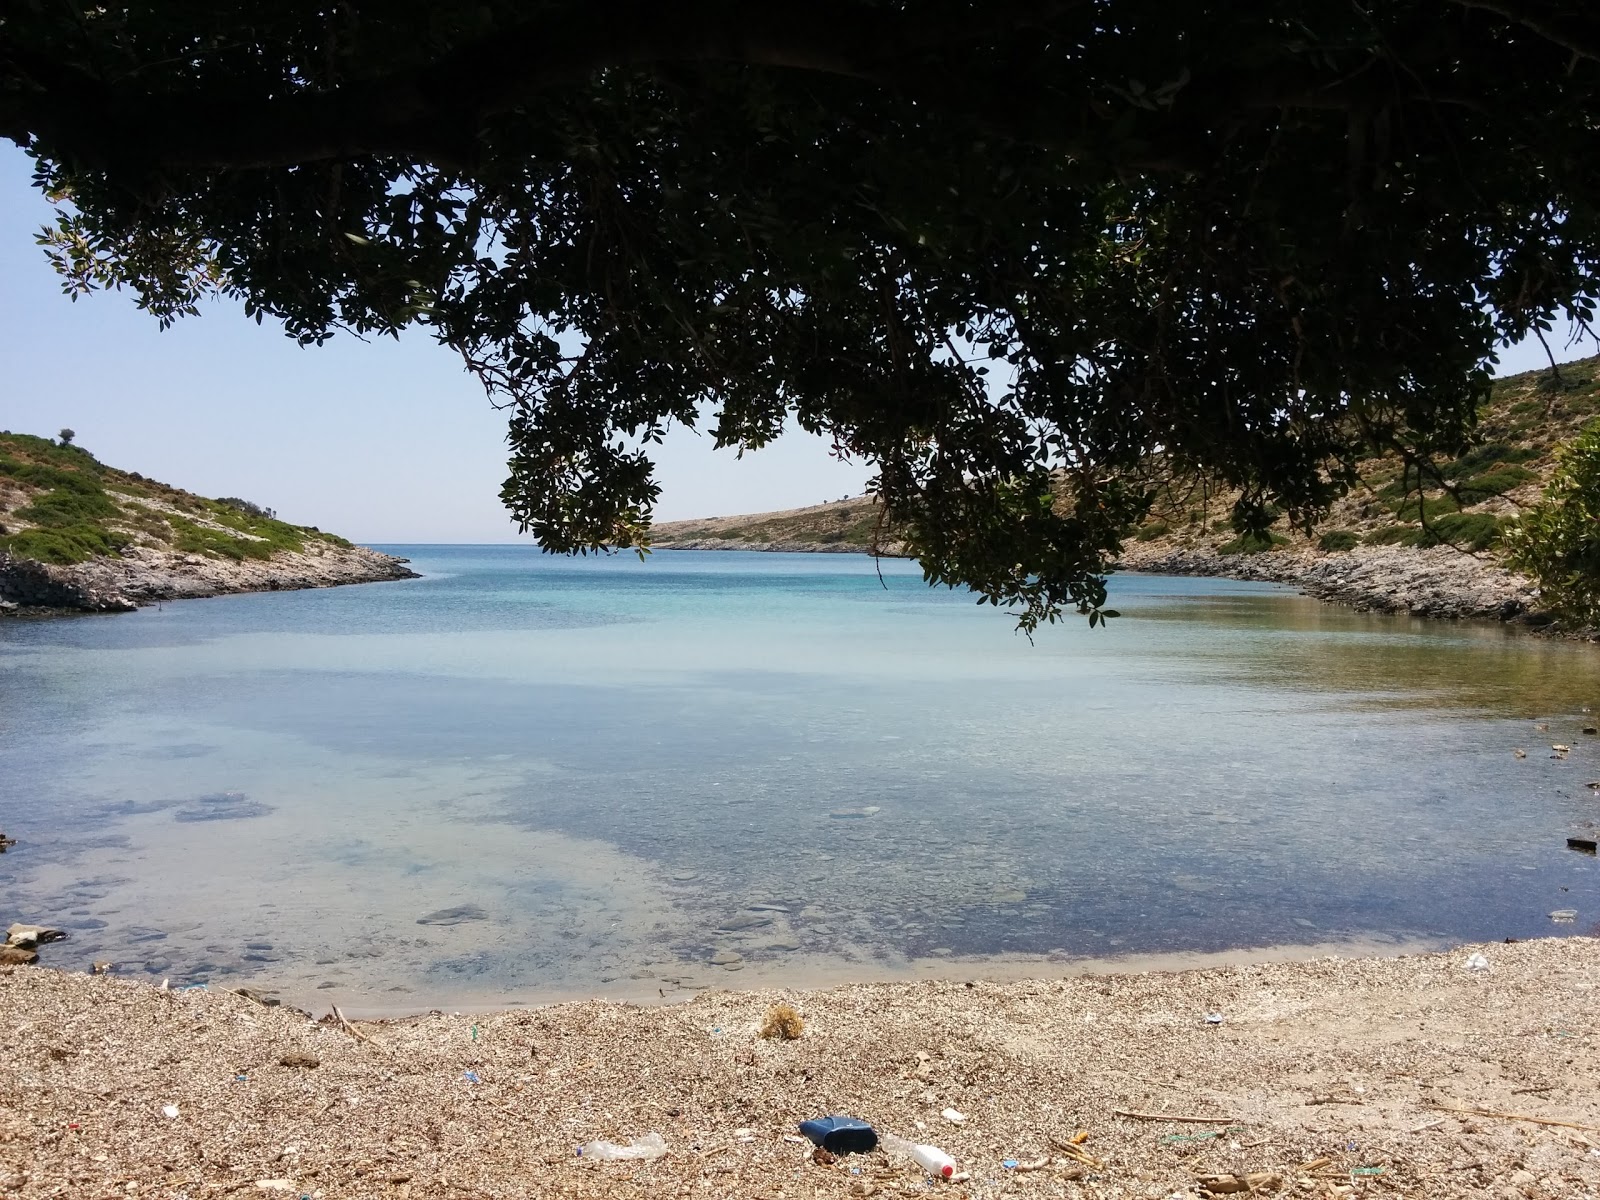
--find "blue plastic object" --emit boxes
[798,1115,878,1155]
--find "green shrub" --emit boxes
[1441,443,1538,479]
[1503,421,1600,625]
[0,524,128,564]
[1317,530,1359,552]
[1392,493,1459,522]
[1455,466,1536,503]
[1417,512,1503,551]
[1217,530,1289,554]
[1135,519,1170,541]
[1364,524,1420,546]
[15,484,119,527]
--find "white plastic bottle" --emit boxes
[881,1132,957,1179]
[908,1142,957,1179]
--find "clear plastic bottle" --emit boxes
[578,1132,667,1161]
[881,1132,957,1179]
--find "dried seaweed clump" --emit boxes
[759,1003,804,1040]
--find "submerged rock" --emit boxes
[828,806,881,819]
[6,924,69,950]
[173,792,273,822]
[416,904,489,926]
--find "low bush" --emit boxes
[1317,530,1360,552]
[1417,512,1503,551]
[1454,466,1536,503]
[1364,524,1419,546]
[1503,421,1600,625]
[1217,531,1289,554]
[1135,519,1170,541]
[0,524,128,564]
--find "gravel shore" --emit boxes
[4,937,1598,1198]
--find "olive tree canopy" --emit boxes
[4,1,1598,625]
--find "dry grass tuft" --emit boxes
[759,1001,804,1040]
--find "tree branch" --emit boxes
[1447,0,1600,62]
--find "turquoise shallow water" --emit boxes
[2,547,1598,1008]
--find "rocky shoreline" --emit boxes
[662,536,1549,626]
[1116,541,1542,623]
[0,542,418,614]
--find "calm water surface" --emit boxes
[2,548,1597,1008]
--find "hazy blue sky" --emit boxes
[0,143,1590,542]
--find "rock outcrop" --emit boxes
[0,542,416,614]
[1118,542,1538,622]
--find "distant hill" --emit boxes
[651,495,899,554]
[0,432,413,612]
[652,355,1600,563]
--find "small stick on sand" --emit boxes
[1407,1118,1447,1134]
[329,1004,386,1051]
[1429,1103,1600,1133]
[1049,1137,1106,1168]
[1114,1109,1240,1125]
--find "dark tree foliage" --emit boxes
[4,1,1599,626]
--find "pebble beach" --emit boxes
[3,937,1599,1199]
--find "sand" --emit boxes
[3,937,1599,1199]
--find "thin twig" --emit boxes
[1429,1102,1600,1132]
[1113,1108,1240,1124]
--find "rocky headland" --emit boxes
[0,541,417,614]
[0,431,416,614]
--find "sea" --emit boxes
[1,547,1596,1010]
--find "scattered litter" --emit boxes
[1160,1127,1244,1144]
[1001,1158,1019,1169]
[1550,909,1578,922]
[1407,1118,1446,1133]
[760,1003,804,1040]
[882,1132,957,1179]
[1567,837,1598,855]
[1351,1166,1386,1177]
[782,1134,808,1144]
[1514,749,1527,758]
[161,1104,179,1119]
[471,1024,478,1042]
[1465,952,1490,971]
[941,1108,966,1124]
[799,1115,878,1154]
[1554,744,1571,753]
[463,1070,479,1083]
[733,1128,756,1143]
[578,1132,668,1161]
[252,1183,296,1194]
[1204,1012,1225,1025]
[235,1074,249,1082]
[1588,781,1600,789]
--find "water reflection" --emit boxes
[1,549,1597,1009]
